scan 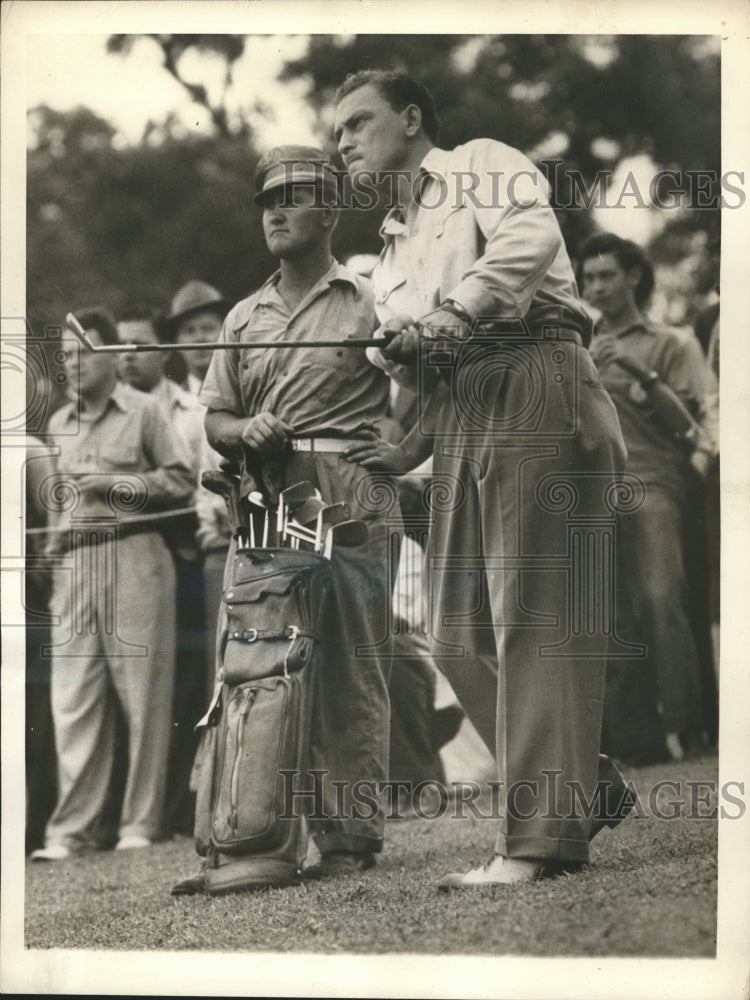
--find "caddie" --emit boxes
[172,145,401,893]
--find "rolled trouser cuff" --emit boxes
[495,833,590,866]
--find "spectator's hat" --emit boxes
[254,145,338,206]
[167,280,227,330]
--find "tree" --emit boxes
[27,105,273,343]
[107,34,250,139]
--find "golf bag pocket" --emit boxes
[210,673,307,855]
[221,548,332,684]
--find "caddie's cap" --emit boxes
[254,145,338,206]
[167,280,227,326]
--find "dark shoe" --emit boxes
[204,856,300,896]
[303,850,376,879]
[589,756,638,840]
[437,854,584,891]
[170,870,207,896]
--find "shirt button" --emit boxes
[281,369,288,376]
[376,293,386,304]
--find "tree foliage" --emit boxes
[27,33,721,360]
[107,34,249,138]
[27,104,275,337]
[281,33,721,255]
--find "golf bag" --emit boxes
[193,546,332,894]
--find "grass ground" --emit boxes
[24,755,718,957]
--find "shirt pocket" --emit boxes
[98,443,140,470]
[374,275,406,310]
[435,202,468,238]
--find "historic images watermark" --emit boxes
[279,769,745,822]
[264,158,745,211]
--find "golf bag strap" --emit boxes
[227,624,321,643]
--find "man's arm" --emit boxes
[342,381,447,471]
[443,139,564,320]
[205,408,295,460]
[138,397,196,509]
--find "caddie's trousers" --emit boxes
[44,531,176,848]
[281,451,402,856]
[427,333,627,865]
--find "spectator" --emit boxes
[117,305,210,836]
[25,435,58,853]
[30,307,193,860]
[165,281,228,395]
[579,232,716,763]
[165,283,234,698]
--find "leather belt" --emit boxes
[290,437,364,454]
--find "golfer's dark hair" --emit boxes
[68,306,119,346]
[577,232,655,308]
[335,70,440,144]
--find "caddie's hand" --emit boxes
[240,412,295,456]
[342,432,412,473]
[74,474,109,498]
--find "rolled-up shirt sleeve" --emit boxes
[199,307,245,415]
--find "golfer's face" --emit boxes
[262,186,327,260]
[334,83,409,176]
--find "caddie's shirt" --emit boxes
[200,258,389,436]
[589,317,707,494]
[373,139,590,327]
[45,381,194,540]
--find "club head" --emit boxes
[246,489,269,510]
[323,519,368,557]
[293,496,328,526]
[315,502,351,549]
[201,469,238,498]
[278,481,318,540]
[279,481,317,507]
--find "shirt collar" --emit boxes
[153,376,200,411]
[594,312,652,340]
[256,257,358,300]
[378,146,445,242]
[235,258,360,332]
[110,381,140,412]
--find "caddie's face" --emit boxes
[262,185,329,260]
[334,83,410,176]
